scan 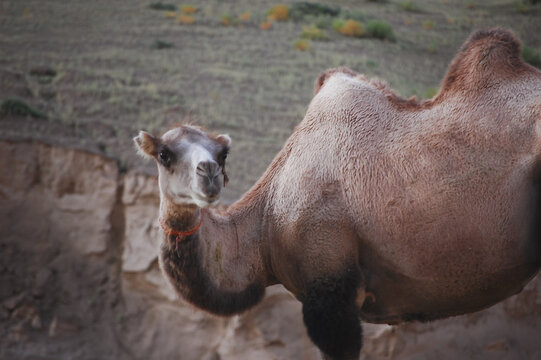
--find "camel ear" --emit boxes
[223,169,229,187]
[134,131,160,159]
[216,134,231,187]
[216,134,231,148]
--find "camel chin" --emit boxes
[191,193,220,208]
[165,189,220,208]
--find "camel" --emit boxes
[134,29,541,360]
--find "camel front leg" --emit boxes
[301,266,365,360]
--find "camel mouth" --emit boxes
[192,192,220,208]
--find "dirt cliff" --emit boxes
[1,139,539,359]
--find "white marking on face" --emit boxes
[190,143,215,170]
[188,143,221,208]
[158,164,192,206]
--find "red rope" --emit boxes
[159,209,205,237]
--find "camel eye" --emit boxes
[159,149,172,167]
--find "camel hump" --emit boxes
[460,28,522,68]
[314,67,358,95]
[440,28,527,95]
[464,28,521,52]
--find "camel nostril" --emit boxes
[196,165,206,176]
[197,161,220,178]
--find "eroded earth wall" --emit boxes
[0,140,539,360]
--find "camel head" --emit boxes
[134,125,231,208]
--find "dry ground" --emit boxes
[1,0,540,200]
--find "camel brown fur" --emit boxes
[135,29,541,360]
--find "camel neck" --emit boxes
[159,206,204,237]
[159,199,201,229]
[158,194,268,315]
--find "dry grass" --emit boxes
[164,11,177,19]
[294,39,311,51]
[260,21,273,30]
[221,13,232,26]
[239,11,251,22]
[464,1,475,9]
[181,5,197,14]
[267,4,289,22]
[335,19,365,37]
[422,20,435,30]
[178,14,195,25]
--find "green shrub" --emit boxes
[149,2,176,11]
[0,99,47,119]
[312,15,334,29]
[290,2,340,21]
[339,9,366,22]
[516,1,529,13]
[151,40,173,49]
[522,46,541,68]
[400,0,418,11]
[366,20,395,41]
[29,67,56,77]
[301,24,329,40]
[29,66,56,84]
[332,18,345,31]
[366,59,377,67]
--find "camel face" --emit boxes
[134,125,231,208]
